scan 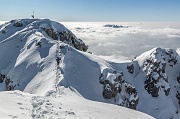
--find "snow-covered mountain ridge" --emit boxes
[0,19,179,119]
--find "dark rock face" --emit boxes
[0,73,15,91]
[144,60,169,97]
[36,41,42,48]
[127,64,134,74]
[13,22,23,27]
[99,72,124,99]
[166,50,178,67]
[99,70,139,110]
[0,73,5,83]
[176,73,180,106]
[176,91,180,105]
[177,75,180,83]
[41,27,88,52]
[143,48,178,97]
[1,30,6,34]
[5,77,16,91]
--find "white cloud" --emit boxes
[63,22,180,62]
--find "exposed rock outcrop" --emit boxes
[127,64,134,74]
[143,48,178,97]
[177,75,180,83]
[13,21,23,27]
[176,91,180,105]
[0,73,5,83]
[99,69,139,110]
[0,73,15,91]
[41,27,88,52]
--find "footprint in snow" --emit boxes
[20,107,24,110]
[12,116,17,118]
[17,102,23,105]
[65,111,75,116]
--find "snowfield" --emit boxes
[0,90,154,119]
[1,19,180,119]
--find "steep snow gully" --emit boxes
[0,19,178,119]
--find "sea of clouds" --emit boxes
[63,22,180,62]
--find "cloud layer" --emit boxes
[63,22,180,62]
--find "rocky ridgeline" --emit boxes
[142,48,178,97]
[41,26,88,52]
[1,19,88,52]
[99,69,139,109]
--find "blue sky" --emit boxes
[0,0,180,22]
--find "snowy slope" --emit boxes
[0,90,154,119]
[60,45,180,119]
[0,19,87,95]
[0,19,58,95]
[133,48,180,119]
[1,19,176,119]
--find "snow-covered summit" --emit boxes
[133,47,180,119]
[0,18,88,51]
[0,18,88,95]
[136,47,178,67]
